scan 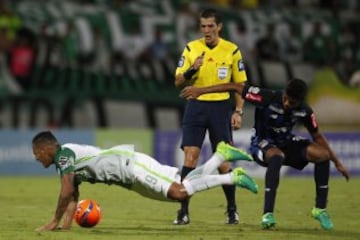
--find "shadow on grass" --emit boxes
[241,223,360,240]
[277,227,360,239]
[85,224,247,237]
[74,222,360,239]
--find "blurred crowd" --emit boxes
[0,0,359,95]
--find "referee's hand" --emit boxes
[231,112,242,130]
[180,86,201,100]
[193,51,205,70]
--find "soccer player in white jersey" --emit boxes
[32,131,258,232]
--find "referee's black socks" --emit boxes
[222,168,236,210]
[180,166,195,213]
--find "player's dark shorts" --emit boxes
[181,99,232,151]
[250,135,311,170]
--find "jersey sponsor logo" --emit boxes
[248,86,260,94]
[271,126,288,133]
[270,114,278,119]
[238,60,245,71]
[177,56,185,67]
[217,66,228,80]
[293,110,306,117]
[292,135,306,141]
[245,93,262,102]
[269,105,284,114]
[58,155,74,170]
[311,113,318,128]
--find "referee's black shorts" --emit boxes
[181,99,233,152]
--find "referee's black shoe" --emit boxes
[226,207,239,224]
[173,210,190,225]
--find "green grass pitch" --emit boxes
[1,176,359,240]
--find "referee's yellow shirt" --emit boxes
[176,38,247,101]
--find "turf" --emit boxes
[1,176,359,240]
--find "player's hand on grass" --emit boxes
[60,223,72,230]
[35,220,59,232]
[54,226,71,231]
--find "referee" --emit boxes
[174,8,248,225]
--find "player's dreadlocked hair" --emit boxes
[32,131,59,146]
[286,78,308,102]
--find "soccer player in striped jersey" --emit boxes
[180,78,350,230]
[32,131,257,232]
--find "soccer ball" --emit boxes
[74,199,101,228]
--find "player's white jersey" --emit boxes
[55,144,135,187]
[55,143,179,201]
[63,143,102,158]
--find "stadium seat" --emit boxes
[154,107,180,130]
[30,65,42,91]
[29,98,56,128]
[61,67,81,94]
[0,101,13,128]
[16,108,30,129]
[311,96,360,125]
[0,96,57,128]
[72,100,99,128]
[258,61,289,89]
[41,66,57,90]
[104,100,148,128]
[91,72,107,96]
[30,107,55,128]
[289,62,315,85]
[349,70,360,87]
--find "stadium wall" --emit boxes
[0,129,359,177]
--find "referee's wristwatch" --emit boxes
[234,109,244,116]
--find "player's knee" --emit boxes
[307,144,331,162]
[265,148,285,160]
[184,151,199,168]
[311,147,330,162]
[319,148,331,161]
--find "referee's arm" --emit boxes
[175,73,188,88]
[175,52,205,88]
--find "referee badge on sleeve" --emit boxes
[218,67,228,80]
[178,56,185,67]
[238,60,245,71]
